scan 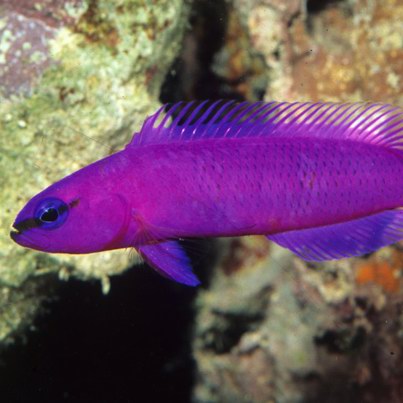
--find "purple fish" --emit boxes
[10,101,403,286]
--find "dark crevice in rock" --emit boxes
[305,0,353,33]
[204,311,265,354]
[161,0,233,103]
[306,0,348,14]
[0,268,198,402]
[200,285,272,354]
[314,326,367,354]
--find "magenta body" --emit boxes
[64,136,402,249]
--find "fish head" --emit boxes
[10,173,130,254]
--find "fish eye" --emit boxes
[34,198,69,229]
[40,207,58,222]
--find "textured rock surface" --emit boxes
[230,0,403,102]
[194,240,403,402]
[193,1,403,402]
[0,0,188,343]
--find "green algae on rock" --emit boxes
[0,0,188,343]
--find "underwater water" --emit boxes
[1,0,403,403]
[1,269,197,402]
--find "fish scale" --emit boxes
[10,100,403,286]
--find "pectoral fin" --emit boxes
[137,240,201,286]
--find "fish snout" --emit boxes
[10,226,21,241]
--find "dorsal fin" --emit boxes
[129,100,403,153]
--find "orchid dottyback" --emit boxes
[11,101,403,286]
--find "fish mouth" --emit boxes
[10,225,36,249]
[10,223,51,250]
[10,226,21,240]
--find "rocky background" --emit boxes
[0,0,402,402]
[0,0,188,343]
[189,1,403,403]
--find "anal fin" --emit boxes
[267,209,403,261]
[137,240,200,286]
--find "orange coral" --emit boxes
[355,256,401,293]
